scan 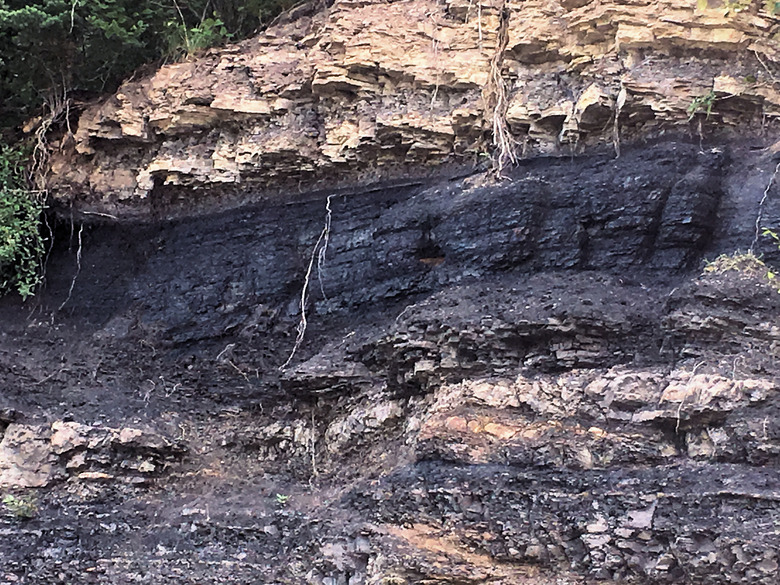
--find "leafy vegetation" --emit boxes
[763,229,780,289]
[0,0,299,130]
[2,493,39,519]
[165,13,233,61]
[704,250,769,276]
[697,0,780,14]
[703,235,780,293]
[0,0,299,298]
[687,90,717,121]
[764,228,780,246]
[0,142,44,299]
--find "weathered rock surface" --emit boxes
[0,421,184,488]
[6,1,780,581]
[3,135,780,583]
[45,0,780,217]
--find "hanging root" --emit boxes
[613,87,627,158]
[316,195,333,302]
[478,1,483,43]
[752,49,778,84]
[309,410,318,484]
[58,224,83,312]
[32,86,72,191]
[484,0,516,176]
[429,10,442,109]
[751,161,780,253]
[41,212,54,270]
[19,85,72,303]
[281,195,334,370]
[676,361,704,435]
[430,37,441,108]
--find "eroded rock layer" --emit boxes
[46,0,780,216]
[2,140,780,583]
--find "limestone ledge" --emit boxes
[0,421,185,489]
[47,0,780,212]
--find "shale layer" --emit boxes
[3,139,780,583]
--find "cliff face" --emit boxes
[4,139,780,584]
[48,0,780,216]
[4,2,780,585]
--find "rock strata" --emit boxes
[0,421,184,488]
[3,136,780,583]
[5,2,780,581]
[45,0,780,217]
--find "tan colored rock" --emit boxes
[0,425,57,488]
[78,471,114,481]
[50,421,91,454]
[0,421,183,489]
[660,373,741,406]
[46,0,780,216]
[482,421,518,440]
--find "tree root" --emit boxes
[57,223,83,312]
[484,0,517,176]
[281,195,334,370]
[751,161,780,253]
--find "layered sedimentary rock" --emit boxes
[0,421,184,488]
[5,1,780,584]
[47,0,780,216]
[3,140,780,583]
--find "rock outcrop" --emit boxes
[4,1,780,584]
[0,421,184,488]
[46,0,780,217]
[3,137,780,583]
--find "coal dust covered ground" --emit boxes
[2,139,780,584]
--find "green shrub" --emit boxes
[704,245,780,294]
[704,250,768,276]
[0,1,303,130]
[165,15,232,60]
[687,90,717,121]
[0,143,44,299]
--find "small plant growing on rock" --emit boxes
[704,248,780,293]
[697,0,778,15]
[275,493,290,506]
[704,250,767,275]
[687,90,717,121]
[762,229,780,290]
[2,493,38,519]
[763,228,780,249]
[166,15,232,60]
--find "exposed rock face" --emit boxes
[3,139,780,583]
[5,1,780,583]
[0,421,184,488]
[47,0,780,216]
